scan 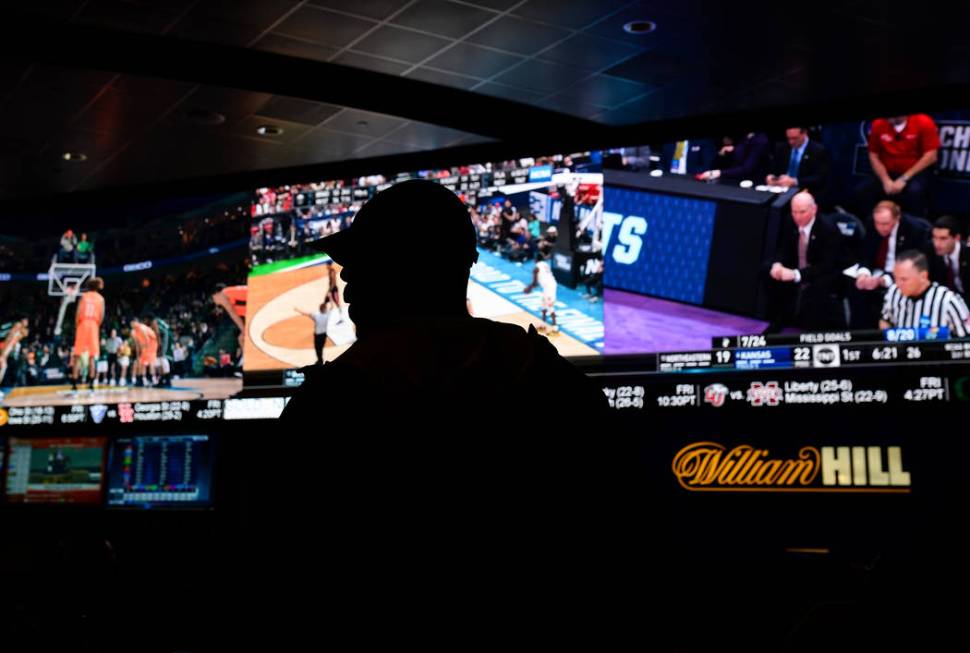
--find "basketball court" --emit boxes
[244,252,601,373]
[1,378,241,408]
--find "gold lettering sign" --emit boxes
[671,443,911,493]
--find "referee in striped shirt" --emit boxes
[880,250,970,336]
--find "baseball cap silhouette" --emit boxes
[311,179,479,269]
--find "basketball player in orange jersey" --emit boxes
[212,283,247,348]
[72,277,105,391]
[130,317,159,387]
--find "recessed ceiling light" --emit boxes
[257,124,284,136]
[623,20,656,35]
[61,152,87,162]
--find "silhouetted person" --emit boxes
[246,180,638,648]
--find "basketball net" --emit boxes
[53,282,81,337]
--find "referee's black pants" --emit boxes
[314,333,326,365]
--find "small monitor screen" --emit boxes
[106,434,213,508]
[4,437,107,504]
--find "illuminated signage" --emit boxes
[672,442,911,493]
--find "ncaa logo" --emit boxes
[89,404,108,425]
[704,384,729,407]
[812,345,841,368]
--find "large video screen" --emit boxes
[0,193,250,410]
[603,112,970,354]
[244,153,605,385]
[4,436,107,504]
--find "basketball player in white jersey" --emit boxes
[524,250,559,335]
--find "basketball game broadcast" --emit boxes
[243,152,606,386]
[0,193,250,410]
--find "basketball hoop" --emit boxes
[48,258,96,298]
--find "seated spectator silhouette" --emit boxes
[258,180,638,647]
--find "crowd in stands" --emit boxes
[251,154,605,299]
[1,200,249,273]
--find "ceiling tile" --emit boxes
[179,86,274,126]
[405,67,482,90]
[391,0,497,39]
[297,127,375,156]
[492,59,582,94]
[465,15,570,55]
[308,0,412,21]
[332,51,412,75]
[538,33,643,72]
[257,96,343,125]
[423,42,523,78]
[555,74,649,108]
[474,82,546,104]
[254,33,342,62]
[274,6,378,47]
[512,0,628,30]
[354,140,426,157]
[463,0,519,10]
[319,109,408,138]
[382,121,471,148]
[353,26,452,63]
[74,0,196,34]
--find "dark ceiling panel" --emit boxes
[538,33,643,72]
[556,74,649,108]
[491,59,581,95]
[318,109,408,138]
[74,0,196,34]
[465,15,570,55]
[603,50,688,87]
[256,95,343,125]
[179,86,273,127]
[331,50,412,75]
[354,139,425,157]
[253,33,342,62]
[73,84,183,138]
[308,0,413,21]
[383,121,471,148]
[512,0,629,30]
[404,67,482,90]
[352,26,452,63]
[536,97,606,120]
[273,6,377,47]
[423,42,523,78]
[464,0,520,10]
[475,82,546,105]
[296,127,375,156]
[21,0,86,20]
[390,0,497,39]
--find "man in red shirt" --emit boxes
[855,114,940,217]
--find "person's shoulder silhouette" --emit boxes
[280,178,607,425]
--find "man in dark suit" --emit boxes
[929,215,969,300]
[766,127,832,208]
[765,191,846,332]
[849,200,932,328]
